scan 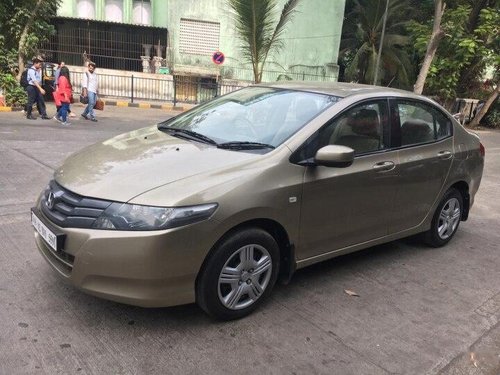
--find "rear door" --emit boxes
[389,99,454,233]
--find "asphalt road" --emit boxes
[0,103,499,375]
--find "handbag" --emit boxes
[79,93,88,104]
[80,72,90,104]
[94,98,104,111]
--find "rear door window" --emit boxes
[392,100,452,147]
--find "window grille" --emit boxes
[179,18,220,56]
[40,18,167,72]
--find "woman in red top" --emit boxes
[56,66,72,125]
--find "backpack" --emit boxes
[20,70,29,89]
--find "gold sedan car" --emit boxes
[32,83,484,320]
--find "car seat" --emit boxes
[333,109,381,153]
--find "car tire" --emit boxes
[196,228,280,320]
[424,188,463,247]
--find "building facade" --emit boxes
[44,0,345,82]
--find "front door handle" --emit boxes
[373,161,395,172]
[438,150,452,160]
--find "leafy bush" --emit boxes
[482,99,500,128]
[0,72,27,107]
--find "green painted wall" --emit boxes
[167,0,345,80]
[56,0,345,81]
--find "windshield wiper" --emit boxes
[217,141,275,150]
[158,126,217,145]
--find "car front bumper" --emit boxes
[32,206,218,308]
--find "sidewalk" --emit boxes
[0,96,196,113]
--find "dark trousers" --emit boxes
[26,85,46,117]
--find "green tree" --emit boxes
[228,0,300,83]
[409,0,499,100]
[0,0,60,78]
[339,0,413,88]
[413,0,445,95]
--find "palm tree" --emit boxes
[228,0,300,83]
[340,0,413,88]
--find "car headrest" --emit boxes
[347,109,379,137]
[401,120,432,136]
[401,120,433,144]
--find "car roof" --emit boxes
[257,81,421,99]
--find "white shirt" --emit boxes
[27,67,42,86]
[82,71,98,93]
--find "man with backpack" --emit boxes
[24,57,50,120]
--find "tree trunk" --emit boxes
[16,0,45,80]
[468,83,499,128]
[413,0,446,95]
[456,0,490,96]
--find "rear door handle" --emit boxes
[438,150,452,160]
[373,161,395,172]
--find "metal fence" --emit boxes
[452,98,481,125]
[68,66,334,105]
[70,71,248,105]
[71,71,174,102]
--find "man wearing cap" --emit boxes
[26,57,50,120]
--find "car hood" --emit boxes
[54,126,260,202]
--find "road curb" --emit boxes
[102,100,185,111]
[0,101,185,113]
[0,106,22,112]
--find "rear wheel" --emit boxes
[196,228,279,320]
[424,188,463,247]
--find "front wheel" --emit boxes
[424,188,463,247]
[196,228,280,320]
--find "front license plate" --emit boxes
[31,210,58,252]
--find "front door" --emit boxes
[296,100,398,261]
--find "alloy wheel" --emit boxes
[437,197,461,240]
[217,244,272,310]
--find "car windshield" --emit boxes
[158,87,339,148]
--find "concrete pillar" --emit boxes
[141,56,151,73]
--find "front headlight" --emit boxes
[92,203,218,231]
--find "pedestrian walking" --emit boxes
[54,61,64,89]
[26,57,50,120]
[53,61,75,118]
[81,62,98,122]
[54,66,72,126]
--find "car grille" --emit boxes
[40,180,112,229]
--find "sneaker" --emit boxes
[26,115,37,120]
[53,116,62,122]
[61,121,71,126]
[41,115,50,120]
[81,114,89,120]
[90,117,98,122]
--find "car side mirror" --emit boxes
[314,145,354,168]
